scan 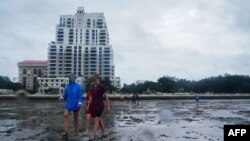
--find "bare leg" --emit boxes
[92,117,100,139]
[85,114,91,132]
[99,118,105,135]
[64,110,70,132]
[73,111,79,133]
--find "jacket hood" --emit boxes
[69,74,77,83]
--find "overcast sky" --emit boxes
[1,0,250,84]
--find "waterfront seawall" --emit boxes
[1,94,250,100]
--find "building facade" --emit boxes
[0,89,13,94]
[47,7,117,86]
[18,60,47,91]
[114,77,121,89]
[37,77,83,94]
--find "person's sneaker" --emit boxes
[60,131,68,139]
[101,132,108,137]
[83,130,89,135]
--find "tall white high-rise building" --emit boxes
[48,7,118,86]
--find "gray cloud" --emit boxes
[0,0,250,84]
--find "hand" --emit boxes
[107,106,111,112]
[77,104,81,108]
[57,98,62,103]
[86,105,89,111]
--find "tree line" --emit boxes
[120,74,250,94]
[85,77,117,93]
[0,76,23,91]
[2,74,250,94]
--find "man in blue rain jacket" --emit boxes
[59,74,84,136]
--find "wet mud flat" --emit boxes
[0,99,250,141]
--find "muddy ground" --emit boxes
[0,99,250,141]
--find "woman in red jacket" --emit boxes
[84,90,93,134]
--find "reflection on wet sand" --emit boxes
[0,99,250,140]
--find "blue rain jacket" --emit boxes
[61,79,84,111]
[195,94,200,102]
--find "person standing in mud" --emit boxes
[84,82,103,135]
[132,93,136,105]
[84,90,93,134]
[195,93,200,106]
[87,74,111,140]
[58,74,84,137]
[135,93,139,105]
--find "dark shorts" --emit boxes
[92,108,104,118]
[65,107,80,113]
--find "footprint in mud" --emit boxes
[158,134,169,138]
[183,136,198,140]
[129,116,143,123]
[183,118,199,122]
[193,131,200,135]
[218,126,223,130]
[148,116,155,119]
[183,136,192,139]
[123,116,129,119]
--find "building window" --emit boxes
[33,69,37,74]
[50,53,56,56]
[50,56,56,59]
[23,69,27,74]
[38,69,42,77]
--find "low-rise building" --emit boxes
[18,60,47,91]
[113,77,121,89]
[37,77,83,95]
[0,89,13,94]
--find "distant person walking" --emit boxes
[87,74,111,140]
[132,93,136,105]
[58,74,84,137]
[135,93,139,105]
